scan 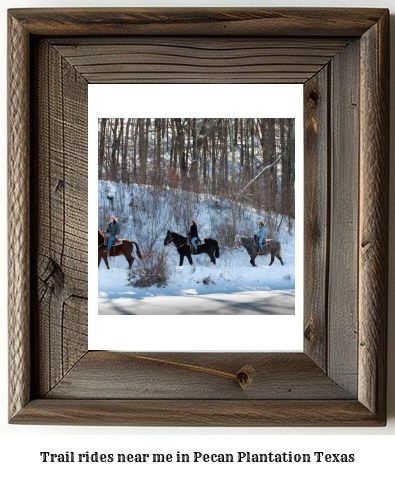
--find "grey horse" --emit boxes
[234,235,284,267]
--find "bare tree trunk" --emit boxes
[250,119,255,182]
[188,118,198,191]
[105,120,112,181]
[286,118,295,217]
[202,138,207,186]
[185,118,191,185]
[269,118,277,211]
[116,118,124,182]
[98,118,107,181]
[110,118,122,182]
[211,126,216,196]
[132,120,138,182]
[217,119,223,192]
[155,118,161,181]
[279,118,287,214]
[122,118,131,184]
[245,118,250,186]
[229,119,235,194]
[138,118,147,184]
[223,120,228,193]
[240,118,244,167]
[169,119,176,172]
[174,119,187,188]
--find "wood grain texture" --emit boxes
[31,39,88,397]
[359,12,389,420]
[8,13,31,421]
[46,352,354,400]
[8,8,387,37]
[49,37,350,84]
[11,399,384,427]
[327,39,360,396]
[7,8,389,426]
[303,67,329,370]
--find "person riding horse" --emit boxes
[256,220,266,252]
[104,216,120,255]
[188,220,199,253]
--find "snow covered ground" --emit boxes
[97,181,296,315]
[98,237,295,315]
[99,290,294,315]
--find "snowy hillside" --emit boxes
[98,181,296,314]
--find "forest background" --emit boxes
[98,117,295,250]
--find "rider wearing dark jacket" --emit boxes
[189,220,198,252]
[105,216,120,253]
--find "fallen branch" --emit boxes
[235,154,283,202]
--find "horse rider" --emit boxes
[105,216,120,255]
[256,220,266,252]
[189,220,199,253]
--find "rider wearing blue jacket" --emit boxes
[256,221,266,252]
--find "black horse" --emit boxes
[164,230,220,266]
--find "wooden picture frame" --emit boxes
[8,8,389,426]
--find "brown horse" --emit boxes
[98,229,142,269]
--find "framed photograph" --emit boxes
[89,84,303,352]
[8,8,389,426]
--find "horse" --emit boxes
[234,234,284,267]
[164,230,220,266]
[98,229,142,269]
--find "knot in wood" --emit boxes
[308,90,319,103]
[236,365,255,390]
[304,323,314,341]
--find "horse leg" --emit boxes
[187,254,193,266]
[250,255,257,267]
[98,256,101,268]
[104,255,110,269]
[277,255,284,265]
[269,254,274,266]
[179,254,184,266]
[126,256,134,269]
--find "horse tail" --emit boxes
[131,241,143,259]
[214,240,220,258]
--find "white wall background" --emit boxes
[1,0,394,476]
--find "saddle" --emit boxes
[188,237,202,254]
[104,236,123,251]
[254,235,272,250]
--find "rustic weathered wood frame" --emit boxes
[8,8,389,426]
